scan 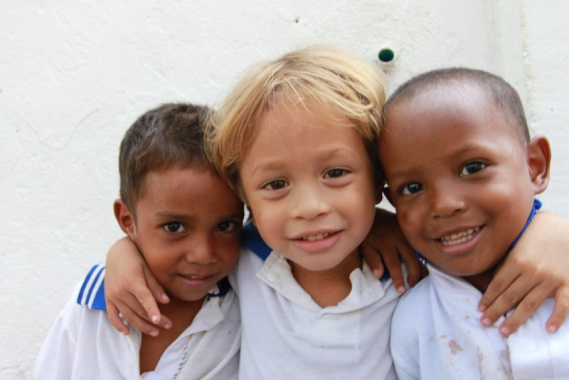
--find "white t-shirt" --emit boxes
[390,263,569,380]
[231,246,402,379]
[34,267,240,380]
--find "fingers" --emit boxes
[397,242,421,287]
[378,245,406,293]
[144,266,170,307]
[138,266,169,326]
[360,243,385,279]
[132,283,162,324]
[546,284,569,333]
[110,290,164,337]
[479,260,535,332]
[478,263,519,314]
[106,300,130,336]
[494,280,553,336]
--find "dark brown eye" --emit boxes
[324,169,346,178]
[264,179,288,190]
[163,222,185,233]
[460,162,486,176]
[400,182,423,195]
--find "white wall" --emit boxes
[1,0,567,377]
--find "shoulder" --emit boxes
[391,277,435,342]
[394,276,434,315]
[76,264,107,310]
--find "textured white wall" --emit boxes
[1,0,567,377]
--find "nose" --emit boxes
[290,183,330,220]
[186,233,217,264]
[429,183,466,219]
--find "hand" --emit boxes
[105,237,172,336]
[479,211,569,336]
[360,207,423,292]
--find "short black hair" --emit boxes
[384,68,530,142]
[119,103,213,214]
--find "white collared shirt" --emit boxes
[34,281,240,380]
[390,263,569,380]
[231,246,402,379]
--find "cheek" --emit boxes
[396,206,423,238]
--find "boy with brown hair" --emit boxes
[35,103,243,379]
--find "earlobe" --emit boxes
[527,136,551,194]
[113,199,136,239]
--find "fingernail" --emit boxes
[121,330,129,336]
[478,304,487,312]
[373,269,380,278]
[481,318,491,327]
[499,326,510,336]
[150,330,158,337]
[397,286,406,294]
[162,293,169,301]
[151,315,159,324]
[548,325,558,333]
[164,323,171,329]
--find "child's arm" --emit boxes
[105,237,171,336]
[480,211,569,336]
[360,208,424,292]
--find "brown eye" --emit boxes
[324,168,346,178]
[217,221,238,232]
[460,162,486,176]
[163,222,185,233]
[263,179,288,190]
[400,182,423,195]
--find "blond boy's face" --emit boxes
[128,167,243,303]
[379,87,536,279]
[239,97,377,274]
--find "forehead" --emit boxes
[379,85,524,172]
[138,167,241,211]
[262,96,351,130]
[385,84,516,140]
[242,97,370,173]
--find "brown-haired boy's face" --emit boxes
[117,167,244,303]
[379,87,541,282]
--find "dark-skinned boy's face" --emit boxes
[131,168,243,303]
[379,86,536,280]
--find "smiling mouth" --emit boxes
[439,227,481,246]
[299,231,337,241]
[179,273,214,280]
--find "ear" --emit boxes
[526,135,551,194]
[246,205,256,227]
[113,199,136,240]
[383,185,395,207]
[375,180,385,205]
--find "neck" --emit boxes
[463,270,495,293]
[156,292,208,330]
[462,258,506,293]
[289,249,362,308]
[139,294,205,374]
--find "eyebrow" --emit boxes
[386,142,494,181]
[154,211,244,221]
[250,147,353,176]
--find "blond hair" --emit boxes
[207,45,386,200]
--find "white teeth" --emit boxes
[440,227,480,246]
[302,232,331,241]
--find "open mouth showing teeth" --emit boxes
[301,232,333,241]
[439,227,481,246]
[181,274,210,279]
